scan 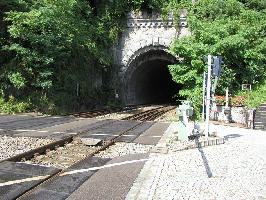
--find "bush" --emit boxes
[240,81,266,108]
[230,96,246,107]
[215,96,226,106]
[0,96,31,114]
[168,0,266,118]
[215,95,246,106]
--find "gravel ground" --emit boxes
[154,108,178,122]
[27,139,100,169]
[96,112,134,120]
[0,135,54,161]
[26,142,153,169]
[95,142,154,158]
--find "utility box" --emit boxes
[176,101,194,141]
[177,100,194,118]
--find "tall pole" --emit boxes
[202,72,206,121]
[205,55,212,138]
[225,87,229,107]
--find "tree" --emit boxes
[0,0,169,113]
[168,0,266,116]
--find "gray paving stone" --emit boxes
[126,123,266,200]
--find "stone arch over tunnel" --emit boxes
[123,45,182,105]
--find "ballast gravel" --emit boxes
[26,139,100,169]
[95,105,163,120]
[0,135,54,161]
[96,142,154,158]
[155,108,178,122]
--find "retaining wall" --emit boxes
[210,105,254,128]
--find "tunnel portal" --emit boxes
[124,47,182,105]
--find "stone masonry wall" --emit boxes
[210,105,254,128]
[112,10,190,104]
[114,10,190,70]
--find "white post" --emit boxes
[205,55,212,138]
[224,87,230,123]
[202,72,206,121]
[225,87,229,107]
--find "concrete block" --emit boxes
[80,138,102,146]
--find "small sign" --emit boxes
[242,84,252,91]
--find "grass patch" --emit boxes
[239,81,266,109]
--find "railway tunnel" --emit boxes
[124,46,182,105]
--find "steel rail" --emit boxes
[2,105,174,199]
[1,105,173,164]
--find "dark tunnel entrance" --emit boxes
[125,47,182,105]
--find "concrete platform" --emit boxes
[133,122,170,145]
[67,153,149,200]
[0,114,39,124]
[79,120,140,141]
[14,118,108,139]
[116,121,155,142]
[0,161,60,200]
[0,118,114,141]
[19,157,111,200]
[0,116,78,136]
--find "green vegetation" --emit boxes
[1,0,265,115]
[239,81,266,108]
[0,95,30,114]
[0,0,171,114]
[168,0,266,117]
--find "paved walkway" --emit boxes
[126,124,266,200]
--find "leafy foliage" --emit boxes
[168,0,266,117]
[1,0,265,115]
[239,81,266,108]
[0,95,30,114]
[0,0,169,113]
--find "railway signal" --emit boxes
[203,55,223,138]
[212,56,223,77]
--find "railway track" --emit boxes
[123,105,174,121]
[69,104,146,118]
[0,105,175,199]
[1,105,174,164]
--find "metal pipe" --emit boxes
[205,55,212,138]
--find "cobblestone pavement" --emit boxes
[126,123,266,200]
